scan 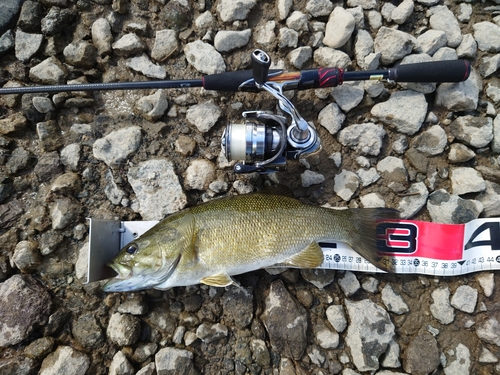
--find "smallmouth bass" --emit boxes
[103,192,398,292]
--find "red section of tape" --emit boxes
[379,220,465,260]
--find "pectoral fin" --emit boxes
[200,273,235,287]
[282,242,324,268]
[176,214,197,263]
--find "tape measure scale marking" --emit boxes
[318,219,500,275]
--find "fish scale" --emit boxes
[103,193,398,292]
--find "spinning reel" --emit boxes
[221,50,320,174]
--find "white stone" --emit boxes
[476,273,495,297]
[288,46,312,69]
[214,29,251,52]
[93,126,142,167]
[151,29,178,62]
[61,143,80,171]
[277,0,293,20]
[254,21,276,46]
[323,7,355,49]
[456,34,477,59]
[306,0,334,17]
[217,0,256,22]
[450,167,486,195]
[417,29,448,56]
[450,285,477,314]
[326,304,347,332]
[428,5,463,48]
[331,81,364,112]
[357,168,380,187]
[39,346,90,375]
[278,27,298,48]
[397,182,429,219]
[381,285,409,314]
[338,271,360,297]
[186,101,222,133]
[112,33,146,56]
[360,192,385,208]
[135,90,169,121]
[443,343,470,375]
[316,327,339,349]
[184,159,216,190]
[411,125,447,156]
[391,0,414,25]
[286,11,309,33]
[473,22,500,52]
[334,170,359,201]
[338,123,386,156]
[430,287,455,324]
[374,27,416,65]
[184,40,225,75]
[92,18,113,56]
[313,47,351,69]
[15,30,43,62]
[109,351,134,375]
[127,54,166,79]
[301,170,325,187]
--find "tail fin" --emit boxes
[348,208,400,272]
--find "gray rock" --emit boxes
[433,46,458,61]
[306,0,333,17]
[118,295,148,316]
[456,34,477,59]
[381,285,409,314]
[417,29,448,56]
[403,333,440,374]
[334,170,359,201]
[184,159,216,190]
[427,189,483,224]
[354,29,374,69]
[33,96,55,113]
[63,41,97,69]
[50,197,81,230]
[0,274,52,347]
[449,116,492,148]
[397,182,429,219]
[112,33,146,56]
[135,89,169,121]
[331,81,364,112]
[287,46,312,69]
[318,103,346,135]
[277,0,293,20]
[473,22,500,52]
[127,54,166,79]
[155,347,197,375]
[316,327,339,349]
[478,54,500,78]
[391,0,414,24]
[347,0,377,9]
[377,156,408,184]
[29,56,67,84]
[357,167,380,187]
[451,285,477,314]
[184,40,225,74]
[107,312,141,346]
[278,27,298,49]
[313,46,351,69]
[104,170,125,205]
[428,5,463,47]
[323,7,355,49]
[39,346,89,375]
[486,79,500,103]
[17,1,42,32]
[338,123,386,156]
[261,280,308,360]
[91,18,113,56]
[300,269,336,289]
[448,143,475,163]
[435,70,481,111]
[477,181,500,217]
[479,347,498,363]
[371,90,427,135]
[214,29,251,52]
[160,1,191,31]
[109,351,134,375]
[476,273,495,298]
[217,0,256,22]
[136,363,156,375]
[338,271,360,296]
[251,338,271,367]
[72,312,104,349]
[127,159,187,221]
[477,318,500,346]
[374,27,416,65]
[0,30,14,54]
[412,125,446,155]
[194,11,213,33]
[457,3,473,22]
[10,240,41,272]
[186,101,222,133]
[360,192,385,207]
[196,323,228,343]
[444,343,470,374]
[41,7,75,36]
[450,167,486,195]
[222,286,253,329]
[430,287,455,324]
[36,120,64,152]
[151,29,178,62]
[301,169,325,187]
[382,339,401,368]
[0,0,24,35]
[14,30,43,62]
[326,304,347,332]
[345,299,395,371]
[60,143,80,171]
[35,152,62,182]
[254,20,276,46]
[286,11,308,34]
[93,126,142,167]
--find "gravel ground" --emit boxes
[1,0,500,374]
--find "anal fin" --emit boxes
[282,242,324,268]
[200,273,236,287]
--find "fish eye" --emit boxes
[126,244,138,255]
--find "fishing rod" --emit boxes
[0,50,471,174]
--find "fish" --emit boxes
[103,191,399,292]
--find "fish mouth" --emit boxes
[102,254,181,293]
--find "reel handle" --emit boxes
[251,49,272,86]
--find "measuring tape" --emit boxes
[87,217,500,283]
[319,218,500,275]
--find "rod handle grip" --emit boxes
[391,60,471,83]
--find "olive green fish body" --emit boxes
[104,193,397,292]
